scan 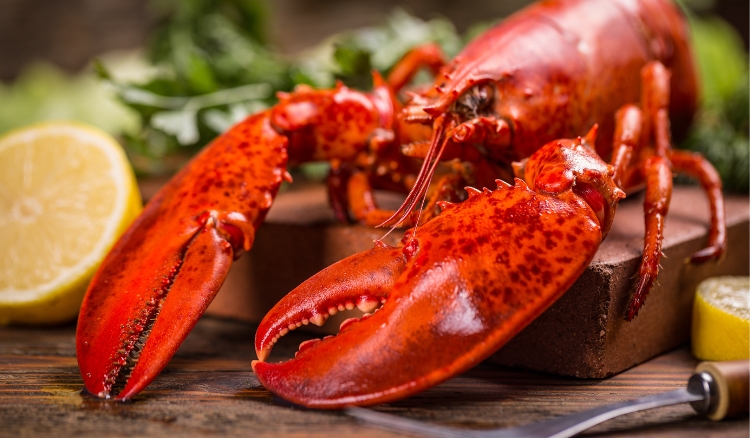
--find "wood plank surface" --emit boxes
[0,317,746,437]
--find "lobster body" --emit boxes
[453,0,697,161]
[77,0,725,406]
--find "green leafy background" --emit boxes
[679,8,749,192]
[1,0,747,192]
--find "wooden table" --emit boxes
[1,317,746,437]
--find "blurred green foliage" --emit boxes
[105,0,747,190]
[1,0,747,191]
[98,2,465,175]
[325,9,463,89]
[100,0,290,173]
[0,61,139,136]
[680,13,749,192]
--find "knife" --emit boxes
[346,360,749,438]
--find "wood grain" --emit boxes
[0,317,746,437]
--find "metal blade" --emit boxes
[347,387,704,438]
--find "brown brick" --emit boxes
[203,184,749,377]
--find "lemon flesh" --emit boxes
[692,276,750,361]
[0,122,141,324]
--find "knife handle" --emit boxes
[694,360,750,420]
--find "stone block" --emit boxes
[200,184,749,377]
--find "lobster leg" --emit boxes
[325,45,453,227]
[613,62,726,319]
[669,150,726,263]
[345,170,384,224]
[386,43,447,93]
[326,160,355,224]
[627,155,672,320]
[253,136,625,408]
[611,101,673,320]
[610,105,642,188]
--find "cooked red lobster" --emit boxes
[76,0,725,406]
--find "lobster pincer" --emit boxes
[76,78,435,400]
[76,111,289,399]
[252,133,625,408]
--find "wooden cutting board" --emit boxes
[0,317,747,437]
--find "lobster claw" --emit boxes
[77,112,290,399]
[253,134,625,408]
[77,81,397,400]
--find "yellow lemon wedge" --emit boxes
[692,276,750,361]
[0,122,141,324]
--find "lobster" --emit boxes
[76,0,726,407]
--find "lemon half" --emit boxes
[692,276,750,361]
[0,122,141,324]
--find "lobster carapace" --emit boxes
[76,0,725,406]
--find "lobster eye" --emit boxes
[455,83,495,117]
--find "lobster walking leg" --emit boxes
[628,155,672,320]
[610,105,642,188]
[669,150,726,262]
[386,43,447,93]
[610,69,676,319]
[611,61,726,319]
[347,168,468,227]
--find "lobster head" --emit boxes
[401,79,513,154]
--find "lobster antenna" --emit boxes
[378,115,449,228]
[379,145,440,242]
